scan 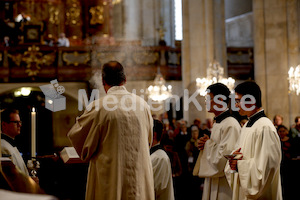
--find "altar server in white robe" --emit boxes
[1,108,29,176]
[193,83,241,200]
[150,119,174,200]
[225,81,282,200]
[68,61,154,200]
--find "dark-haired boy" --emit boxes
[194,83,241,200]
[225,81,282,200]
[150,119,174,200]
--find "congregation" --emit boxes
[1,61,299,200]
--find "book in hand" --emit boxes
[223,154,242,160]
[60,147,82,164]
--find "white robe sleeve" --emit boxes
[197,123,240,178]
[67,102,100,162]
[236,126,281,199]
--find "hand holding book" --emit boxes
[224,148,243,173]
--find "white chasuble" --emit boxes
[194,111,241,200]
[225,111,282,200]
[68,86,155,200]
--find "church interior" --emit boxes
[0,0,300,199]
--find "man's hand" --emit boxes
[197,134,210,150]
[229,148,243,171]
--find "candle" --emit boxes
[0,106,2,158]
[31,107,36,158]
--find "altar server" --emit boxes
[150,119,174,200]
[193,83,241,200]
[225,81,282,200]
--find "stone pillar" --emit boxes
[141,0,156,45]
[214,0,227,74]
[160,0,175,47]
[287,0,300,126]
[253,0,300,127]
[124,0,141,41]
[111,2,124,40]
[182,0,226,124]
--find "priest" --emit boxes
[68,61,154,200]
[193,83,241,200]
[225,81,282,200]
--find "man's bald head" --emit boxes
[102,61,126,86]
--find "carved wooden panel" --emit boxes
[0,45,182,82]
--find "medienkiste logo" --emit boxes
[39,79,66,112]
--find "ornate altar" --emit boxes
[0,0,112,46]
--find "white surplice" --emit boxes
[225,111,282,200]
[68,86,154,200]
[151,147,174,200]
[194,112,241,200]
[1,138,29,176]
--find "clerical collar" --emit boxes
[246,109,266,127]
[1,133,16,147]
[214,109,230,123]
[150,144,165,155]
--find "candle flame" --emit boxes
[32,107,35,112]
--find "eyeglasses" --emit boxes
[9,121,22,125]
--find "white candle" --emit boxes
[31,107,36,158]
[0,107,2,158]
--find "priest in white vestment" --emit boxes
[225,81,282,200]
[150,119,174,200]
[68,61,155,200]
[193,83,241,200]
[1,108,29,176]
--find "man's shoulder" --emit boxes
[1,139,14,152]
[151,149,170,163]
[221,116,241,127]
[256,117,274,126]
[250,117,277,133]
[1,139,11,146]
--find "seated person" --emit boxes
[57,33,70,47]
[1,108,29,176]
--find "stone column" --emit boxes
[159,0,175,47]
[253,0,300,127]
[182,0,226,124]
[287,0,300,126]
[214,0,227,74]
[141,0,156,45]
[124,0,141,41]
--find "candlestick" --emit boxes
[31,107,36,158]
